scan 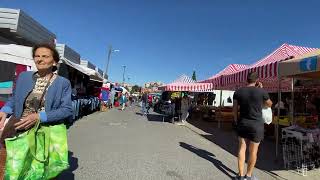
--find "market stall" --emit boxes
[277,50,320,175]
[158,75,214,122]
[56,44,104,122]
[0,44,35,107]
[222,43,318,92]
[200,64,249,124]
[159,74,213,92]
[206,44,319,148]
[200,64,248,89]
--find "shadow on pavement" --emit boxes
[180,142,237,179]
[147,114,173,123]
[187,118,284,177]
[135,112,172,123]
[58,151,79,180]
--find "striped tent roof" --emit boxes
[209,64,248,79]
[222,43,319,92]
[172,74,195,83]
[200,64,248,88]
[251,43,318,68]
[159,74,213,92]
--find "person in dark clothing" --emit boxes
[146,94,153,113]
[233,72,272,180]
[141,92,148,115]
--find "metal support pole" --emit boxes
[291,78,294,125]
[218,89,222,128]
[276,77,281,158]
[105,45,113,80]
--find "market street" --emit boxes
[57,105,317,180]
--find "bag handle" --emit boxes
[34,73,54,113]
[28,73,54,163]
[27,120,50,163]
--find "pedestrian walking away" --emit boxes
[141,91,148,115]
[232,72,273,180]
[176,93,190,125]
[147,94,153,114]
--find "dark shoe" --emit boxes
[245,175,257,180]
[233,175,245,180]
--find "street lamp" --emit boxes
[104,45,120,80]
[122,65,126,86]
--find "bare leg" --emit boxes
[246,141,260,177]
[237,137,246,176]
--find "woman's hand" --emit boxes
[14,113,39,130]
[0,112,7,129]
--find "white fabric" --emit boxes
[61,58,103,82]
[262,107,273,124]
[0,44,33,59]
[275,101,285,109]
[0,44,37,70]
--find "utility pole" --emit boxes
[122,65,126,86]
[104,45,112,80]
[104,45,119,81]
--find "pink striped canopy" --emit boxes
[162,82,214,92]
[200,64,248,88]
[221,43,319,91]
[172,74,196,83]
[160,74,213,92]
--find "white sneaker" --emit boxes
[175,122,185,126]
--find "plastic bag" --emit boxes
[262,107,272,124]
[5,123,69,179]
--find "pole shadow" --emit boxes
[179,142,237,179]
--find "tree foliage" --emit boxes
[192,70,197,81]
[131,85,141,93]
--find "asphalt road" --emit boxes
[58,105,315,180]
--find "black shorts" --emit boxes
[237,120,264,143]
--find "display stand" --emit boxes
[282,126,320,176]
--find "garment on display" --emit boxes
[282,126,320,176]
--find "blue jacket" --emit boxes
[0,71,73,123]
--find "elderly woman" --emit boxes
[0,43,73,130]
[0,43,73,179]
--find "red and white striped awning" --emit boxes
[163,82,214,92]
[173,74,196,83]
[200,64,248,88]
[160,74,213,92]
[221,43,319,91]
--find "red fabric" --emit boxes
[114,101,119,107]
[0,101,5,108]
[100,87,110,91]
[13,64,27,89]
[15,64,27,78]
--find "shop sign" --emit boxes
[299,56,317,72]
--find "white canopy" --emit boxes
[61,58,103,82]
[0,44,103,82]
[0,44,37,70]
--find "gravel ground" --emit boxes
[58,106,318,180]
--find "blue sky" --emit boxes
[1,0,320,85]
